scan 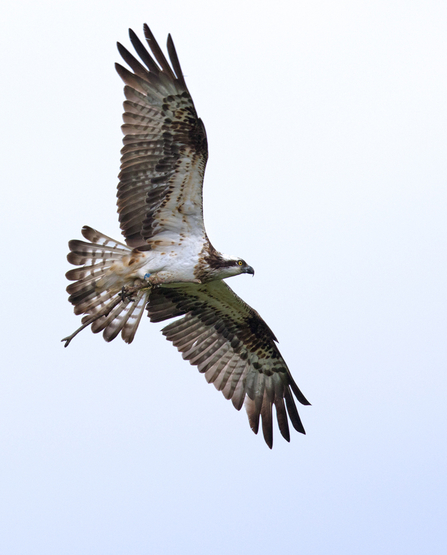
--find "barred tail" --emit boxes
[63,226,149,346]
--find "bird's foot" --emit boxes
[119,286,135,303]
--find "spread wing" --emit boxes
[147,281,310,448]
[115,25,208,249]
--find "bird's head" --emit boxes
[202,251,255,281]
[219,255,255,279]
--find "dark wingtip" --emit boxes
[115,62,124,74]
[263,427,273,449]
[116,42,126,56]
[291,380,312,406]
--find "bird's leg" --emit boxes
[119,286,135,303]
[119,279,150,302]
[61,319,97,348]
[61,294,124,348]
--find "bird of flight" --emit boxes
[62,24,310,447]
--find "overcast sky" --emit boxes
[1,1,446,553]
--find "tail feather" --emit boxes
[81,225,129,248]
[66,268,114,294]
[66,261,119,283]
[72,288,119,316]
[122,292,148,343]
[103,290,148,342]
[93,295,132,336]
[66,244,125,266]
[64,226,150,345]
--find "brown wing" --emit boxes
[115,24,208,248]
[147,281,310,448]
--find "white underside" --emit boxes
[98,233,205,292]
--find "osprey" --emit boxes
[63,24,310,448]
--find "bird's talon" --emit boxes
[119,286,135,303]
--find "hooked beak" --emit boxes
[244,265,255,276]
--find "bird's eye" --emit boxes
[238,260,243,266]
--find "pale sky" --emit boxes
[1,1,446,553]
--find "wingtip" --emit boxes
[143,22,152,40]
[291,380,312,406]
[128,28,139,46]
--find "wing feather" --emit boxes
[260,393,274,449]
[274,396,291,442]
[201,347,233,380]
[129,28,161,75]
[147,281,310,448]
[221,357,247,401]
[166,34,187,89]
[143,24,177,80]
[231,379,246,411]
[116,25,208,248]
